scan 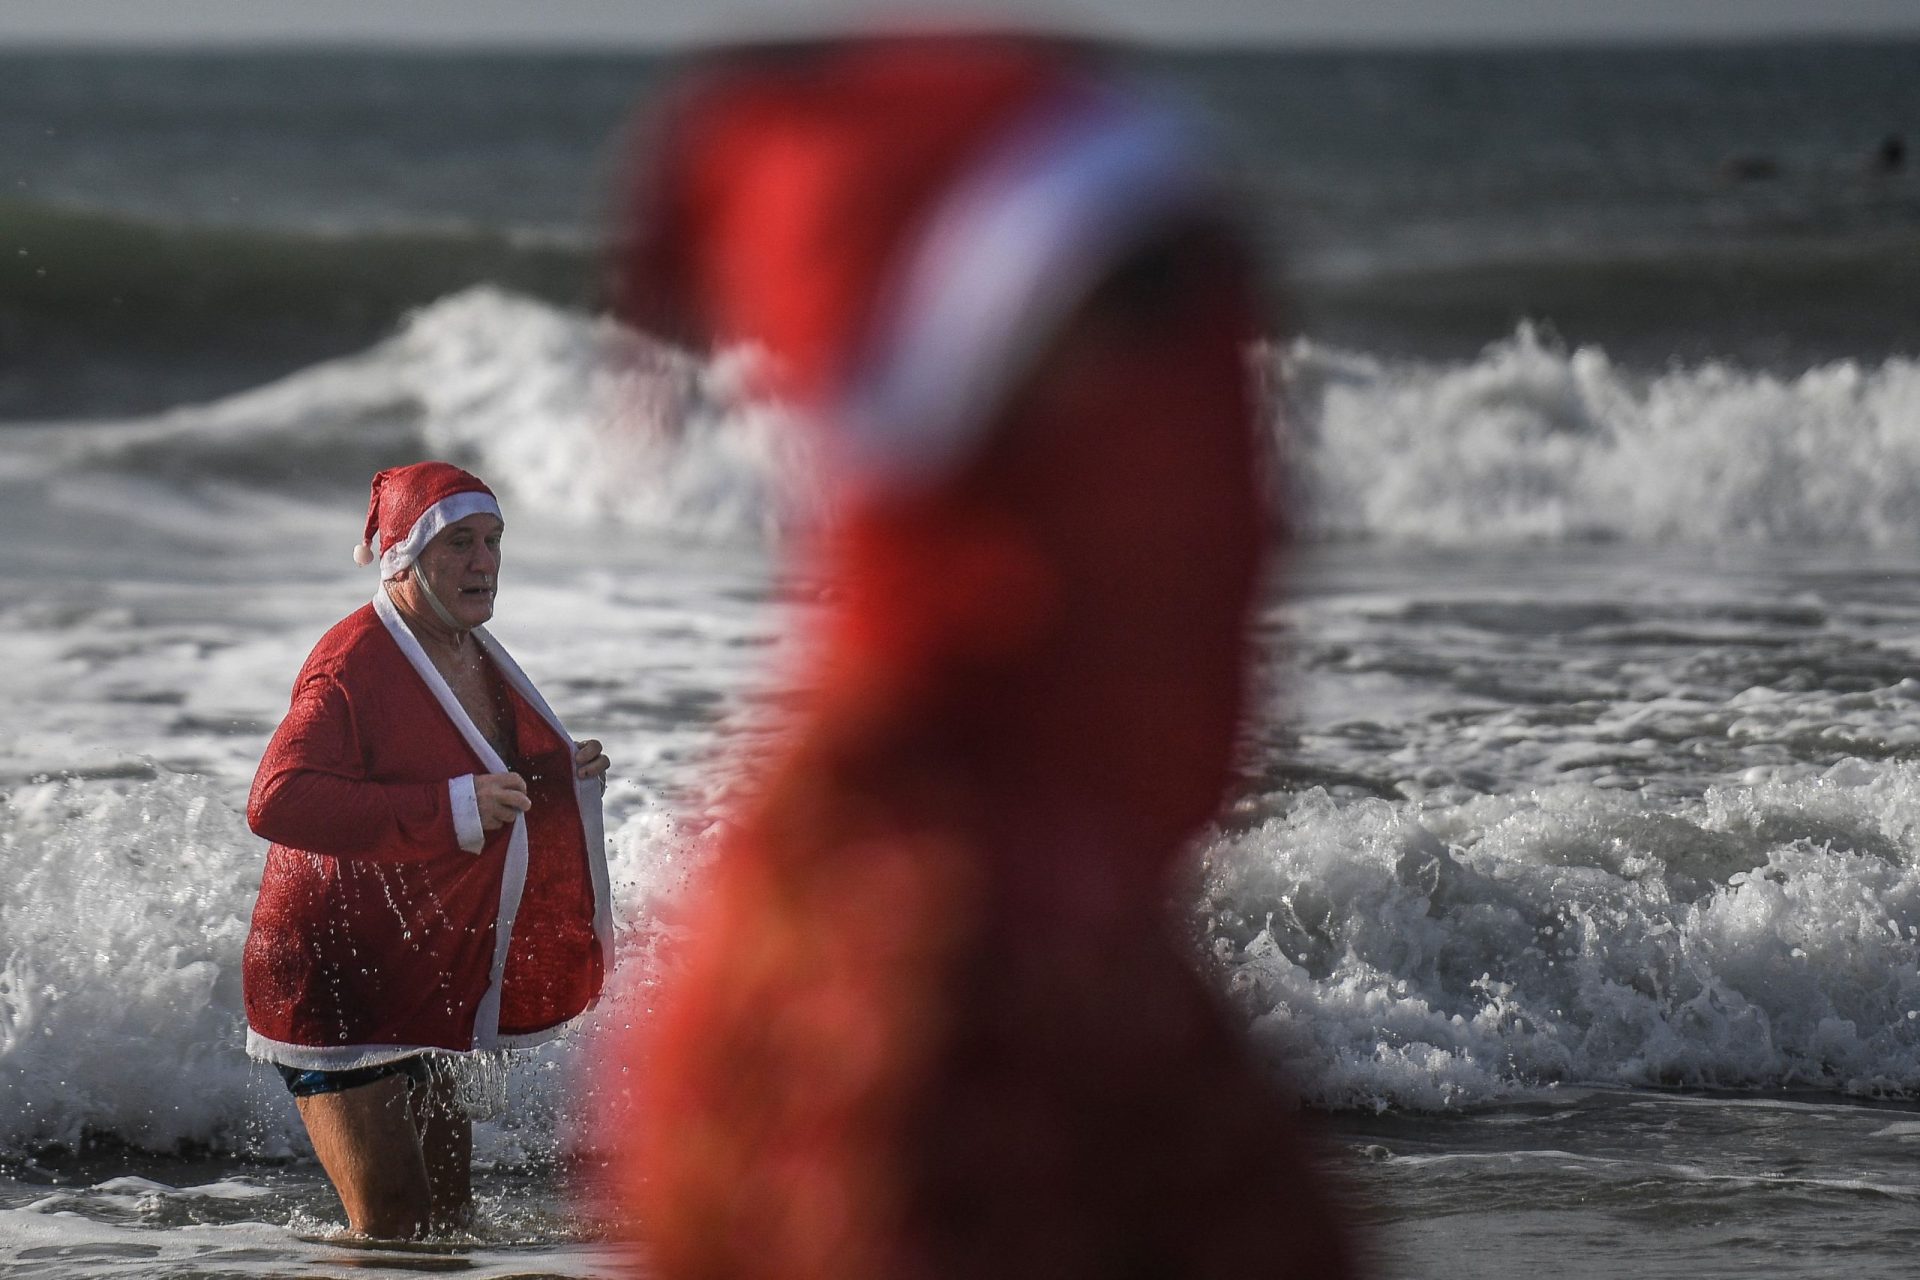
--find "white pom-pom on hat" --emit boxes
[352,542,375,566]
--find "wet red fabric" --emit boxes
[243,604,599,1057]
[497,681,603,1037]
[607,34,1356,1280]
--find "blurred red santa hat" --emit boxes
[353,461,501,575]
[618,32,1225,497]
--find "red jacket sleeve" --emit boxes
[248,670,467,861]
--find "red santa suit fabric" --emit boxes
[244,587,611,1069]
[604,33,1356,1280]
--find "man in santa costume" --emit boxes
[604,32,1358,1280]
[244,461,613,1238]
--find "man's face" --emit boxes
[414,514,504,629]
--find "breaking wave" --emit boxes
[19,287,1919,549]
[10,757,1920,1158]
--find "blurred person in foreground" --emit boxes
[604,31,1358,1279]
[244,461,613,1237]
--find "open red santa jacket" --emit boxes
[243,588,611,1069]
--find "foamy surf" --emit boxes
[7,293,1920,1165]
[21,288,815,547]
[1205,765,1920,1111]
[9,288,1920,556]
[1284,327,1920,545]
[0,1199,626,1278]
[11,746,1920,1167]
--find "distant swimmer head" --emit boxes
[1874,133,1906,174]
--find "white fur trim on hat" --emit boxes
[833,84,1213,493]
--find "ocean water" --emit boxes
[7,41,1920,418]
[5,40,1920,1279]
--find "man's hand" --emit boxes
[475,771,532,830]
[574,740,611,781]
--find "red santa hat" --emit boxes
[619,33,1219,498]
[353,462,502,576]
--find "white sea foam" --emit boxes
[1204,762,1920,1110]
[1284,327,1920,545]
[0,778,274,1155]
[0,1205,623,1277]
[34,287,819,547]
[398,290,816,541]
[12,750,1920,1162]
[87,1176,274,1199]
[17,289,1920,551]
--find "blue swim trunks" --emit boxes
[274,1055,435,1098]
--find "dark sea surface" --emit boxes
[3,41,1918,416]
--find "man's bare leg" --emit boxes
[295,1075,433,1239]
[409,1067,475,1230]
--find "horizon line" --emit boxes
[4,24,1920,55]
